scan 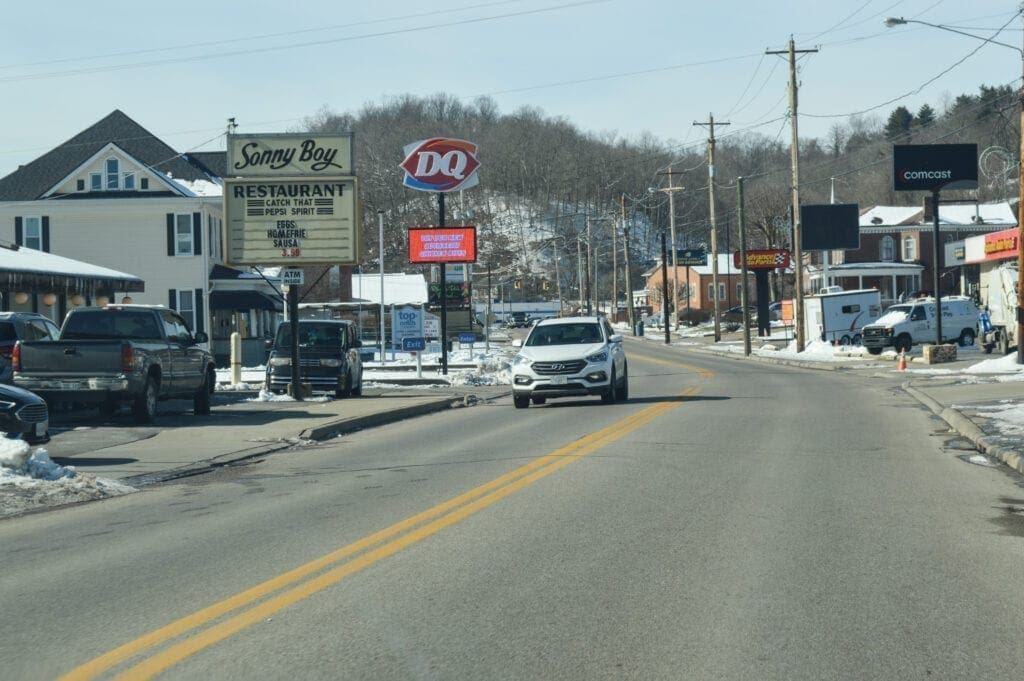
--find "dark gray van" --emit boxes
[265,320,363,398]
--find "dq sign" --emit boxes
[400,138,480,192]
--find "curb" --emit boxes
[300,396,462,440]
[902,382,1024,476]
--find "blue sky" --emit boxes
[0,0,1020,177]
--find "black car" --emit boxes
[506,312,529,328]
[265,320,363,398]
[0,383,49,444]
[0,312,60,384]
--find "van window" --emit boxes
[910,307,926,321]
[841,305,861,314]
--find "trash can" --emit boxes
[635,321,644,337]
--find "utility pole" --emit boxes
[768,37,818,352]
[612,214,618,322]
[622,194,635,332]
[738,177,751,356]
[694,114,729,342]
[657,166,685,330]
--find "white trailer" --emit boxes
[979,264,1018,355]
[803,289,882,346]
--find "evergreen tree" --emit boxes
[915,103,936,128]
[883,106,914,141]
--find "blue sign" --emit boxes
[459,333,476,344]
[402,337,426,351]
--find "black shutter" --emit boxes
[42,217,50,252]
[14,217,22,245]
[166,214,175,256]
[192,212,202,256]
[77,179,85,191]
[168,289,177,310]
[194,289,205,333]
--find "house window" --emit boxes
[175,214,194,255]
[880,236,895,262]
[23,216,42,250]
[106,158,120,190]
[707,283,726,300]
[123,172,135,190]
[90,173,102,191]
[902,235,916,261]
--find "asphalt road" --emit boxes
[2,339,1023,680]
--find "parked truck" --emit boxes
[803,288,882,346]
[979,264,1019,355]
[13,305,216,423]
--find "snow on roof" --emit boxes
[351,273,428,305]
[0,245,142,281]
[860,206,921,226]
[163,177,222,197]
[935,203,1016,226]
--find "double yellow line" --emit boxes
[65,380,705,680]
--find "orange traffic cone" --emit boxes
[897,350,907,371]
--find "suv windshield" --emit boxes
[525,323,603,346]
[275,322,347,349]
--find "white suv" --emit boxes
[511,316,627,408]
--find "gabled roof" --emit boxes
[0,110,219,201]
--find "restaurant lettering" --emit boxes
[984,235,1018,254]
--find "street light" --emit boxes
[885,12,1024,364]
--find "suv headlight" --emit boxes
[586,350,608,363]
[513,354,532,367]
[269,357,291,366]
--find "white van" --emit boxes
[860,296,979,354]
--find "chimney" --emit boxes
[922,197,933,223]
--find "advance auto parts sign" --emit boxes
[224,177,360,266]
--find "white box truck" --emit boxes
[803,289,882,346]
[979,264,1019,355]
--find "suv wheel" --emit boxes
[601,369,617,404]
[513,394,530,409]
[616,367,629,402]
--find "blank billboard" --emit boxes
[800,204,860,251]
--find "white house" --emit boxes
[0,110,281,362]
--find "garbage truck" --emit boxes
[979,264,1019,355]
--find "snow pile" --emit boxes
[448,354,513,386]
[249,391,330,403]
[0,438,135,517]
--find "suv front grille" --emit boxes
[16,403,48,424]
[532,360,586,375]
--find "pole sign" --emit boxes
[224,176,360,265]
[391,305,424,347]
[227,133,353,177]
[408,226,477,263]
[675,248,707,266]
[280,268,304,286]
[893,144,978,192]
[400,138,480,192]
[734,249,791,270]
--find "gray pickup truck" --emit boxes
[13,305,216,423]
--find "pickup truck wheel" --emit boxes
[193,369,213,415]
[335,372,352,399]
[132,376,158,423]
[895,335,913,354]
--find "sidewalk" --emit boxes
[66,386,508,487]
[646,325,1024,476]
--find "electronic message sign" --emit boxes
[408,226,477,264]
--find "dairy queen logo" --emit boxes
[400,138,480,192]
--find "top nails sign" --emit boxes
[400,138,480,192]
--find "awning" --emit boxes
[209,289,283,312]
[0,244,144,294]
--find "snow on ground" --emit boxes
[0,437,135,517]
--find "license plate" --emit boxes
[550,376,567,385]
[35,421,48,438]
[60,381,83,390]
